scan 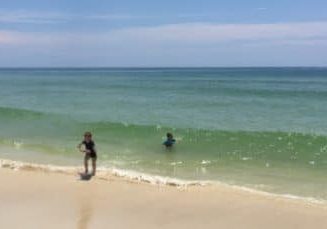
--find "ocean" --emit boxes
[1,67,327,201]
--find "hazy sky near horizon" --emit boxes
[0,0,327,67]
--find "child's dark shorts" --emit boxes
[85,152,97,160]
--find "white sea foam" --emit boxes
[0,158,326,206]
[170,161,183,166]
[241,157,252,161]
[201,160,211,165]
[13,141,23,149]
[0,158,207,187]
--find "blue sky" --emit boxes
[0,0,326,67]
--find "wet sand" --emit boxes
[1,167,327,229]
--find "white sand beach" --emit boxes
[1,166,327,229]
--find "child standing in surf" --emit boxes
[78,132,97,176]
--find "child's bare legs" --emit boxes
[83,155,96,175]
[84,156,89,174]
[91,158,96,175]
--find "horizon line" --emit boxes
[0,66,327,69]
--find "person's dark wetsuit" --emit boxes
[82,140,97,158]
[163,138,176,147]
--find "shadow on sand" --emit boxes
[79,173,93,181]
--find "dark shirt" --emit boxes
[82,140,96,157]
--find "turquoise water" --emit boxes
[1,68,327,200]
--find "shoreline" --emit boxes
[1,166,327,228]
[1,158,326,206]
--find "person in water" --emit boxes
[78,131,97,175]
[163,132,176,148]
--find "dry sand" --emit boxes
[1,167,327,229]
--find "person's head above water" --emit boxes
[166,132,173,139]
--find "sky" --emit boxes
[0,0,327,67]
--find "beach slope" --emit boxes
[1,168,327,229]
